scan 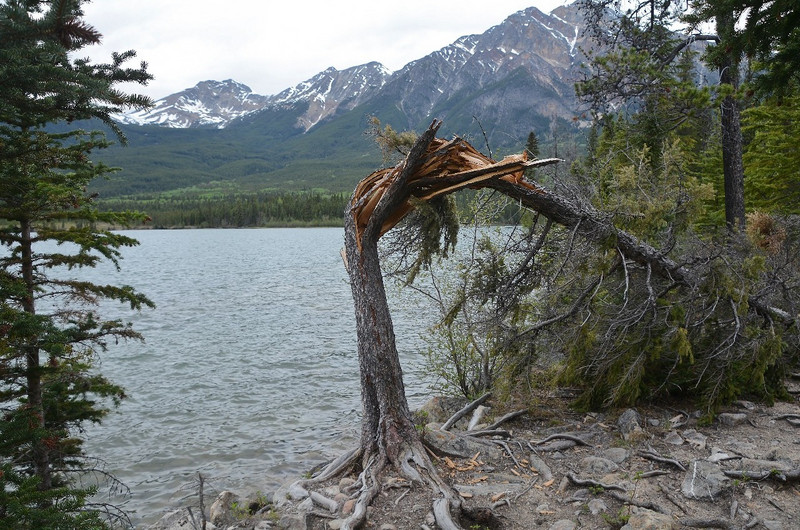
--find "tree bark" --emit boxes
[344,122,442,464]
[21,219,52,491]
[716,11,746,231]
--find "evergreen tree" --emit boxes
[0,0,152,525]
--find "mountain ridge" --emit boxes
[95,3,592,198]
[117,4,586,133]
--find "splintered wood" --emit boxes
[349,131,557,247]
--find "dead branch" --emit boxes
[485,410,527,430]
[442,392,492,431]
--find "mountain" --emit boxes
[97,3,589,198]
[117,79,270,128]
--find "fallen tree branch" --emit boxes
[442,392,492,431]
[485,409,526,431]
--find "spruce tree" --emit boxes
[0,0,153,526]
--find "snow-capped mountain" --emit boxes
[116,4,586,132]
[117,79,270,128]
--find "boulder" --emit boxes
[681,460,731,501]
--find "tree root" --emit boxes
[290,441,469,530]
[638,448,687,471]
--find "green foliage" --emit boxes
[742,91,800,213]
[1,0,151,525]
[99,191,349,228]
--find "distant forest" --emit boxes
[99,192,350,228]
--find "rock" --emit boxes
[718,412,748,426]
[603,447,629,464]
[681,460,731,501]
[342,498,356,515]
[664,431,684,445]
[422,427,503,461]
[579,455,619,475]
[279,514,307,530]
[587,498,608,515]
[210,491,239,527]
[528,454,554,482]
[682,429,708,450]
[254,521,273,530]
[734,400,756,410]
[379,525,398,530]
[548,520,576,530]
[297,497,314,512]
[617,409,644,441]
[273,479,310,506]
[620,506,676,529]
[328,519,344,530]
[416,396,466,424]
[338,477,356,490]
[146,508,218,530]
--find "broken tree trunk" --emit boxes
[341,119,792,528]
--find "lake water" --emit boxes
[75,228,436,526]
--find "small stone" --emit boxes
[298,496,314,512]
[682,429,707,450]
[718,412,748,426]
[327,519,344,530]
[603,447,628,464]
[617,409,644,441]
[734,400,756,410]
[548,520,576,530]
[209,491,239,527]
[579,456,619,475]
[587,498,608,515]
[425,511,436,525]
[322,485,340,497]
[254,522,273,530]
[279,514,306,530]
[379,525,398,530]
[341,499,356,515]
[338,477,356,490]
[620,506,675,529]
[664,431,684,445]
[528,454,554,482]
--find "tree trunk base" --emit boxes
[292,440,470,529]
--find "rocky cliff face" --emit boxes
[116,3,586,133]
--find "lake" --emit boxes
[76,228,436,526]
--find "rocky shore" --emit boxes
[147,382,800,530]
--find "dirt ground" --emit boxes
[267,379,800,530]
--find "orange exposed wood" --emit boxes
[350,133,559,246]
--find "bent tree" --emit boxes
[334,119,798,529]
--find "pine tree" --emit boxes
[0,0,153,525]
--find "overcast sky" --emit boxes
[82,1,567,100]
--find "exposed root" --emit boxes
[292,440,469,529]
